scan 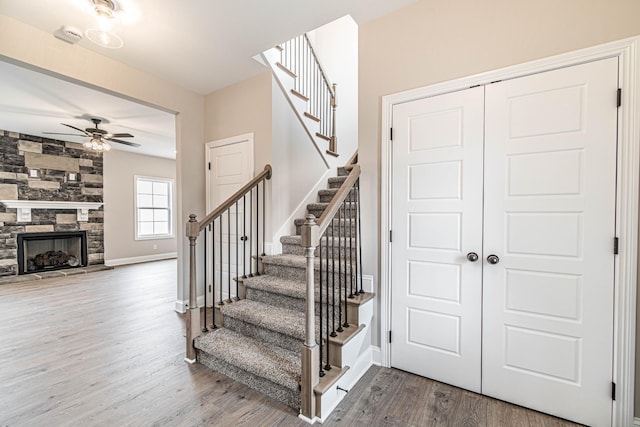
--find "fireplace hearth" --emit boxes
[17,231,88,275]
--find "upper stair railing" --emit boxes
[299,161,362,419]
[279,34,338,156]
[185,165,272,362]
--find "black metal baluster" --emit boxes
[319,234,325,377]
[235,201,239,299]
[210,223,216,330]
[262,179,266,257]
[330,217,337,338]
[249,188,253,277]
[337,200,343,333]
[357,179,364,294]
[349,185,354,299]
[227,208,231,302]
[219,217,224,305]
[342,198,349,328]
[255,183,260,275]
[324,230,331,371]
[202,230,208,333]
[242,194,247,279]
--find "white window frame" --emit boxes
[134,175,175,240]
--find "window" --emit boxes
[135,176,174,239]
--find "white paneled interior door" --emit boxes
[390,58,618,427]
[207,135,253,302]
[481,57,618,427]
[391,86,485,392]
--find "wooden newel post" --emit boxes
[329,83,338,155]
[185,213,201,363]
[300,214,320,421]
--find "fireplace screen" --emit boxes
[17,231,88,275]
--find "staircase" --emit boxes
[193,164,374,421]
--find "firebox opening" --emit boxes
[17,231,88,275]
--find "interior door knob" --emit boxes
[487,254,500,264]
[466,252,479,262]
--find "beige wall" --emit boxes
[103,150,177,263]
[0,15,205,307]
[359,0,640,409]
[204,71,272,175]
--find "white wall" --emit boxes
[103,150,177,265]
[307,15,359,165]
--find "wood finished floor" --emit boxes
[0,260,582,426]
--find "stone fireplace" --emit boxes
[0,130,105,277]
[17,230,88,275]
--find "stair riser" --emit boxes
[282,242,357,258]
[246,286,361,317]
[318,189,356,203]
[263,263,354,285]
[197,351,301,410]
[296,221,358,236]
[307,207,357,220]
[328,178,347,189]
[223,316,303,354]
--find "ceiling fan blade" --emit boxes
[43,132,86,137]
[104,133,134,139]
[61,123,91,136]
[109,138,141,147]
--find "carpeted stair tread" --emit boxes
[243,274,306,300]
[281,235,356,247]
[195,328,300,392]
[262,253,318,269]
[328,176,347,188]
[221,299,306,340]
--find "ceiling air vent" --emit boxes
[54,26,83,44]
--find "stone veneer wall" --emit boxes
[0,129,104,276]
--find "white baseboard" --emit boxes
[362,274,374,293]
[105,252,177,267]
[371,346,382,366]
[174,300,186,313]
[633,417,640,426]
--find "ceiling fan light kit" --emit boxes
[83,137,111,152]
[43,118,139,152]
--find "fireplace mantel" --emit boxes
[0,200,103,222]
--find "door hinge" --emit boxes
[614,237,619,255]
[612,382,616,400]
[388,330,392,343]
[617,88,622,108]
[208,284,212,292]
[208,162,211,170]
[389,230,392,242]
[390,127,393,141]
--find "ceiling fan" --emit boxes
[44,118,140,152]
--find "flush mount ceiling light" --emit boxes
[85,0,124,48]
[92,0,117,19]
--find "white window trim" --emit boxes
[134,175,176,240]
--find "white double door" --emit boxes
[390,58,618,426]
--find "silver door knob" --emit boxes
[487,254,500,264]
[466,252,479,262]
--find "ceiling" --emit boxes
[0,0,416,159]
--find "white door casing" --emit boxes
[481,57,618,426]
[206,134,254,302]
[390,86,484,392]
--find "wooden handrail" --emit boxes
[316,164,360,236]
[195,164,272,234]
